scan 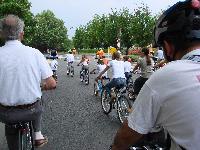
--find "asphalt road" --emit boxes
[0,56,137,150]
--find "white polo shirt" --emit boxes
[128,49,200,149]
[124,61,132,73]
[0,40,53,106]
[108,60,125,79]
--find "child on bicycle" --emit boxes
[50,57,58,81]
[96,51,126,99]
[123,55,132,85]
[91,59,108,93]
[77,54,89,82]
[65,50,75,75]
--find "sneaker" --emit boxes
[80,78,83,82]
[34,137,48,148]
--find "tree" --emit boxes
[31,10,70,52]
[0,0,35,46]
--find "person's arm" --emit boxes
[41,76,56,91]
[133,63,140,73]
[77,59,83,66]
[96,65,110,81]
[111,120,144,150]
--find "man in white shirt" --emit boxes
[0,15,56,149]
[111,1,200,150]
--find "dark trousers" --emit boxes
[134,76,148,95]
[0,100,43,150]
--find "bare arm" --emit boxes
[133,63,140,73]
[41,76,56,91]
[96,65,110,79]
[77,59,84,66]
[112,120,144,150]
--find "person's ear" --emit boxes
[163,40,175,58]
[19,31,24,41]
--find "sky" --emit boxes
[29,0,181,39]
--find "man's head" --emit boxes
[153,0,200,61]
[0,14,24,41]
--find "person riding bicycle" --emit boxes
[111,0,200,149]
[96,51,126,99]
[77,54,89,82]
[132,47,154,96]
[50,57,58,81]
[66,50,75,75]
[123,55,132,85]
[0,15,56,149]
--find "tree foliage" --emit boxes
[32,10,70,52]
[0,0,34,45]
[0,1,70,52]
[73,5,157,52]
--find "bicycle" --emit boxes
[101,84,132,123]
[125,73,136,101]
[80,67,89,85]
[67,62,74,77]
[52,70,58,82]
[6,121,34,150]
[93,77,110,96]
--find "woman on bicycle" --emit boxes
[77,55,89,82]
[96,51,126,99]
[133,47,154,96]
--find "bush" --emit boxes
[128,55,139,62]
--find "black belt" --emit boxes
[0,100,39,109]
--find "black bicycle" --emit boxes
[80,67,89,85]
[101,85,132,123]
[67,62,74,77]
[6,121,34,150]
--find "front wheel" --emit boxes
[117,95,132,123]
[101,88,112,114]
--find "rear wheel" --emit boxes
[117,95,132,123]
[101,88,112,114]
[20,122,34,150]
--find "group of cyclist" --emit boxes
[1,0,200,149]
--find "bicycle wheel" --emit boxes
[127,83,136,101]
[19,122,34,150]
[71,66,74,77]
[117,95,132,123]
[85,71,89,85]
[101,88,112,114]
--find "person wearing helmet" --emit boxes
[111,1,200,150]
[65,50,75,76]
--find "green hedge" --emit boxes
[128,54,139,62]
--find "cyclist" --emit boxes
[111,0,200,149]
[0,15,56,149]
[123,55,132,85]
[66,50,75,75]
[132,48,154,96]
[96,51,126,99]
[77,54,89,82]
[50,57,58,81]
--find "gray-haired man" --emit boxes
[0,14,56,149]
